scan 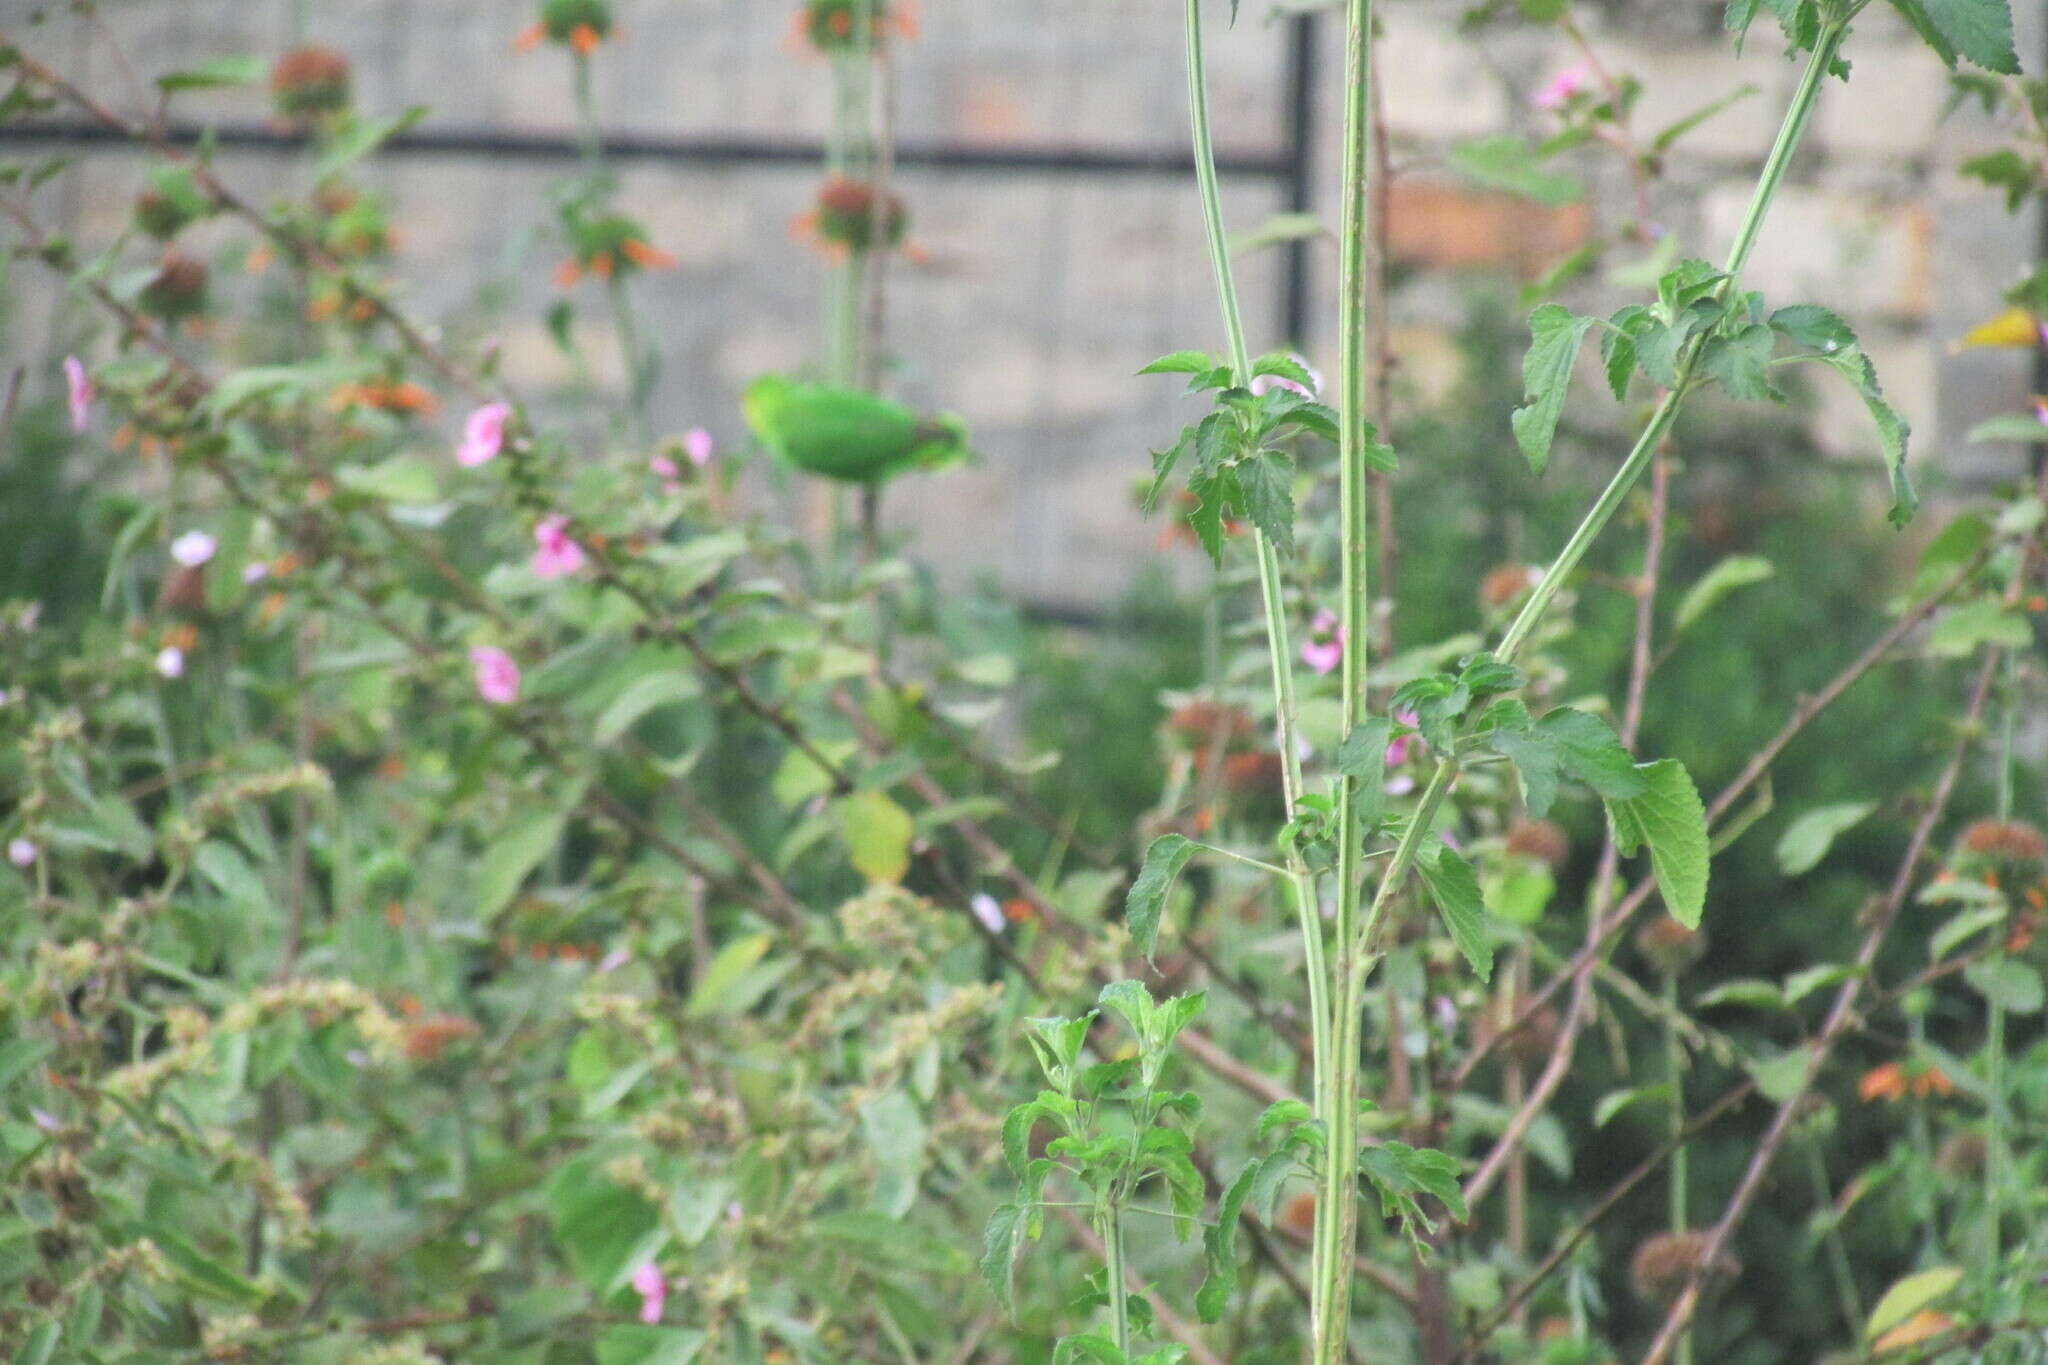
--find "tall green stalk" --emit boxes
[1664,971,1692,1365]
[1361,19,1849,965]
[1319,0,1377,1357]
[1178,2,1335,1347]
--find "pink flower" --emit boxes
[1250,355,1322,400]
[531,515,586,578]
[242,562,271,584]
[457,401,512,467]
[2033,397,2048,426]
[469,646,521,705]
[598,946,632,973]
[1385,709,1418,768]
[1300,609,1344,676]
[650,454,681,480]
[971,893,1006,935]
[155,646,186,679]
[1534,59,1596,111]
[63,356,92,433]
[171,530,217,568]
[7,838,36,868]
[630,1262,667,1325]
[683,427,715,467]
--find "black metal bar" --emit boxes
[1,119,1294,180]
[1280,11,1319,348]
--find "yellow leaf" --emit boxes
[1953,306,2040,351]
[1873,1309,1952,1353]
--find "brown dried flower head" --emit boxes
[1628,1230,1740,1306]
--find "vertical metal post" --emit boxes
[1281,11,1319,349]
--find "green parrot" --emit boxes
[742,375,971,486]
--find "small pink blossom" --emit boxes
[971,893,1006,935]
[63,356,93,433]
[171,530,217,568]
[1300,609,1345,676]
[683,427,715,467]
[1534,59,1596,111]
[469,646,521,705]
[8,837,36,868]
[155,646,186,679]
[1385,709,1419,768]
[457,401,512,467]
[242,562,271,584]
[598,947,632,973]
[650,453,683,494]
[2033,396,2048,426]
[1250,355,1322,400]
[531,515,586,578]
[630,1262,667,1325]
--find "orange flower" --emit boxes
[554,259,583,289]
[589,251,615,280]
[402,1013,481,1062]
[570,22,601,54]
[2027,594,2047,613]
[384,901,406,928]
[619,237,676,270]
[160,623,199,652]
[330,379,439,415]
[1859,1060,1955,1102]
[1002,898,1034,924]
[515,22,546,50]
[245,243,275,274]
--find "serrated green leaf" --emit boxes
[1592,1083,1674,1128]
[1418,844,1493,980]
[1447,136,1584,206]
[1774,801,1875,875]
[835,790,915,885]
[157,55,267,91]
[1235,450,1295,554]
[1138,350,1216,376]
[1675,554,1774,632]
[1606,758,1709,928]
[1929,905,2006,961]
[1964,957,2043,1012]
[1511,305,1596,475]
[1887,0,2017,72]
[1126,834,1197,961]
[1866,1266,1963,1339]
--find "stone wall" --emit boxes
[7,0,2041,609]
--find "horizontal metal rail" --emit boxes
[1,119,1293,179]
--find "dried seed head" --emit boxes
[140,250,209,321]
[1934,1131,1987,1178]
[1221,750,1284,800]
[1959,819,2046,866]
[270,45,352,119]
[1280,1191,1317,1237]
[813,176,909,252]
[1479,994,1562,1068]
[1628,1230,1740,1306]
[1634,916,1706,975]
[134,190,188,241]
[1504,817,1570,868]
[1479,563,1539,609]
[1164,699,1257,748]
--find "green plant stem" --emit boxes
[1663,971,1691,1365]
[1984,649,2017,1319]
[1360,24,1846,973]
[1101,1202,1133,1357]
[1180,0,1337,1340]
[1804,1145,1867,1359]
[1320,0,1378,1353]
